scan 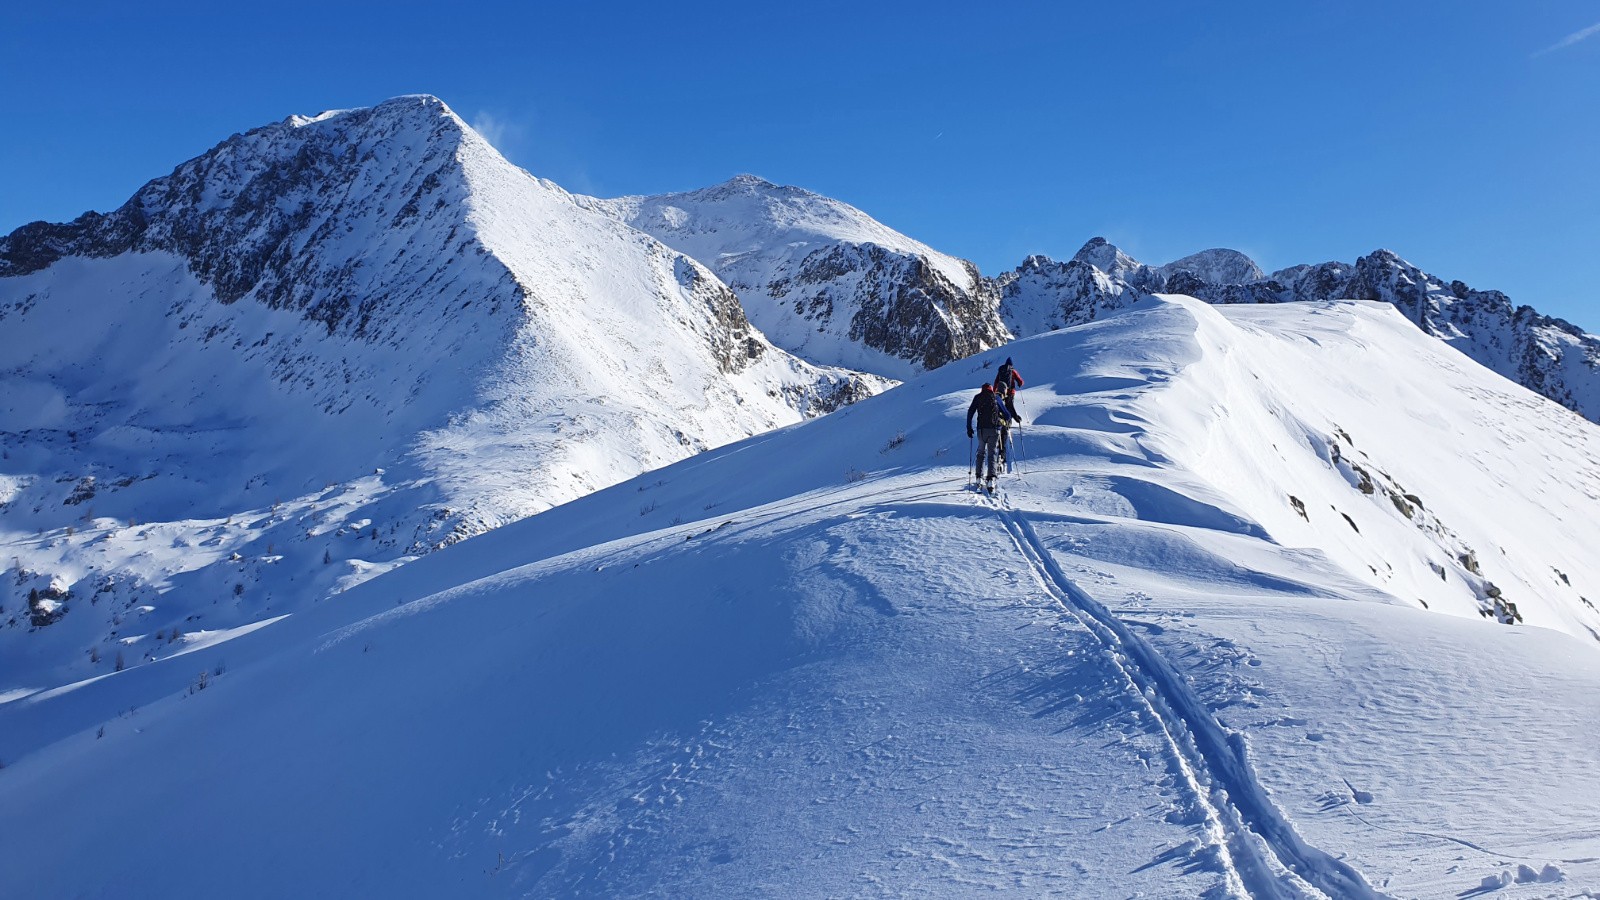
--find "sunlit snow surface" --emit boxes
[2,297,1597,898]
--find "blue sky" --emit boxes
[4,1,1597,331]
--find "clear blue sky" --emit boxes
[5,1,1597,331]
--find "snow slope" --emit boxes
[0,96,878,694]
[581,175,1010,380]
[3,296,1596,898]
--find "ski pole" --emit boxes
[969,433,975,485]
[1013,396,1026,476]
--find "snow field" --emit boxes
[1,296,1597,897]
[0,482,1237,897]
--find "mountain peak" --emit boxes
[695,173,824,204]
[725,173,776,189]
[286,94,458,129]
[273,95,472,152]
[1157,248,1265,285]
[1071,237,1144,275]
[1074,236,1114,255]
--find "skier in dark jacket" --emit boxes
[966,383,1006,488]
[993,357,1024,396]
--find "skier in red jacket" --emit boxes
[993,357,1023,396]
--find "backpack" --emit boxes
[976,390,1004,429]
[994,362,1014,392]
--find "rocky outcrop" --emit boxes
[781,243,1003,373]
[2,97,485,343]
[997,254,1141,336]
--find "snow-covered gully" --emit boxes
[990,494,1388,900]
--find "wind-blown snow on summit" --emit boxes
[1000,238,1600,422]
[580,174,1010,380]
[2,296,1596,898]
[0,96,877,690]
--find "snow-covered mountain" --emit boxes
[0,96,879,690]
[578,175,1010,380]
[1000,238,1600,422]
[4,296,1597,898]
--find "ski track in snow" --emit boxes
[987,487,1387,900]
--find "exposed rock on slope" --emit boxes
[580,175,1010,380]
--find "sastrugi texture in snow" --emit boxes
[2,297,1597,898]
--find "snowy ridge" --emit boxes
[0,96,879,693]
[1143,297,1600,633]
[999,238,1600,423]
[580,175,1010,379]
[1,296,1596,898]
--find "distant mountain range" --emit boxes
[1000,238,1600,422]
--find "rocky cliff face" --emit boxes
[580,175,1010,381]
[5,98,492,338]
[998,239,1600,422]
[775,241,1002,373]
[995,255,1119,335]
